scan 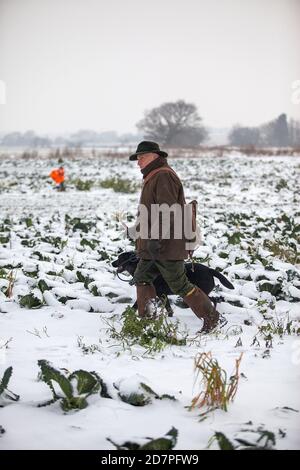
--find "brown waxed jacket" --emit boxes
[128,158,192,260]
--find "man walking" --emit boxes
[127,141,219,333]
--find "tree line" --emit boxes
[138,103,300,148]
[228,114,300,147]
[1,101,299,148]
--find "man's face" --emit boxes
[137,152,159,169]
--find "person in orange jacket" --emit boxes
[49,166,65,191]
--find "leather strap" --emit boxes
[142,166,178,185]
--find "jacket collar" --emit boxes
[141,155,168,179]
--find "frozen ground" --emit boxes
[0,153,299,450]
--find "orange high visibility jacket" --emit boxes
[50,168,65,184]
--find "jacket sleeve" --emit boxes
[151,172,181,240]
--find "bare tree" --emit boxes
[260,114,289,147]
[229,114,295,148]
[289,118,300,147]
[228,125,261,147]
[137,100,208,147]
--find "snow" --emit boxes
[289,286,300,300]
[0,153,300,450]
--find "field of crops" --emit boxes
[0,153,299,450]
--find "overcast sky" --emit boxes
[0,0,299,135]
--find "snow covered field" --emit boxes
[0,153,300,450]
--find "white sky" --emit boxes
[0,0,299,134]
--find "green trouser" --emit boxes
[133,259,195,298]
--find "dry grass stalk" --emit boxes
[5,270,17,298]
[191,351,243,412]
